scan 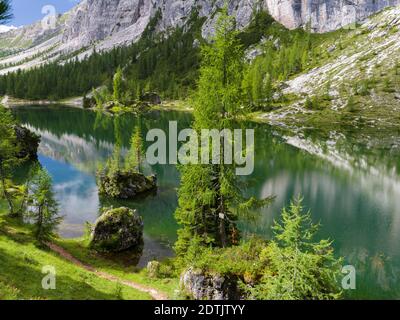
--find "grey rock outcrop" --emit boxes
[180,268,241,300]
[264,0,400,32]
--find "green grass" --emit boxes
[57,238,179,299]
[0,205,152,300]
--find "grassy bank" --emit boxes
[0,201,177,300]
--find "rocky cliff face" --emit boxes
[60,0,257,50]
[265,0,400,32]
[1,0,399,74]
[59,0,400,48]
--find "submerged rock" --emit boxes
[14,125,40,160]
[97,170,157,199]
[180,268,241,300]
[90,207,144,253]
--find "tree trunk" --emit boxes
[37,206,44,241]
[0,171,15,216]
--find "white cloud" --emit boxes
[0,25,18,33]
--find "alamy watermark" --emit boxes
[42,265,56,290]
[41,5,57,31]
[341,265,356,290]
[145,121,255,176]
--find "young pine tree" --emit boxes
[28,167,61,242]
[249,197,343,300]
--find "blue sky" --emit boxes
[7,0,80,26]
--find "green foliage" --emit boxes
[175,8,244,255]
[175,7,273,257]
[242,28,315,109]
[346,95,357,113]
[177,198,343,300]
[382,77,395,93]
[27,166,62,242]
[177,236,267,281]
[193,7,245,126]
[125,125,144,172]
[113,67,123,102]
[248,198,342,300]
[0,209,152,299]
[0,105,21,215]
[0,9,205,101]
[92,87,112,109]
[242,58,273,107]
[0,0,12,23]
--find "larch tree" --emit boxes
[113,67,123,103]
[125,125,144,173]
[175,6,273,257]
[248,198,343,300]
[28,167,62,242]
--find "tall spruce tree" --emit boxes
[175,6,273,256]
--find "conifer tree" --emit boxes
[28,167,61,242]
[175,6,273,256]
[248,198,343,300]
[113,67,123,102]
[125,125,144,173]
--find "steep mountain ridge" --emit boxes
[260,5,400,131]
[1,0,399,75]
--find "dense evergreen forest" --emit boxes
[0,10,325,106]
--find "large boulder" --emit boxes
[89,207,143,253]
[14,125,40,160]
[180,268,241,300]
[97,170,157,199]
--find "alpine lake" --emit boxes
[12,105,400,299]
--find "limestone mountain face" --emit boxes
[0,0,399,74]
[265,0,400,32]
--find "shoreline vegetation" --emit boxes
[0,8,345,301]
[2,3,400,301]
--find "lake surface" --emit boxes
[13,105,400,299]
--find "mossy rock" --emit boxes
[14,125,40,160]
[97,170,157,199]
[89,207,144,253]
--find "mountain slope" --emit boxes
[1,0,400,75]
